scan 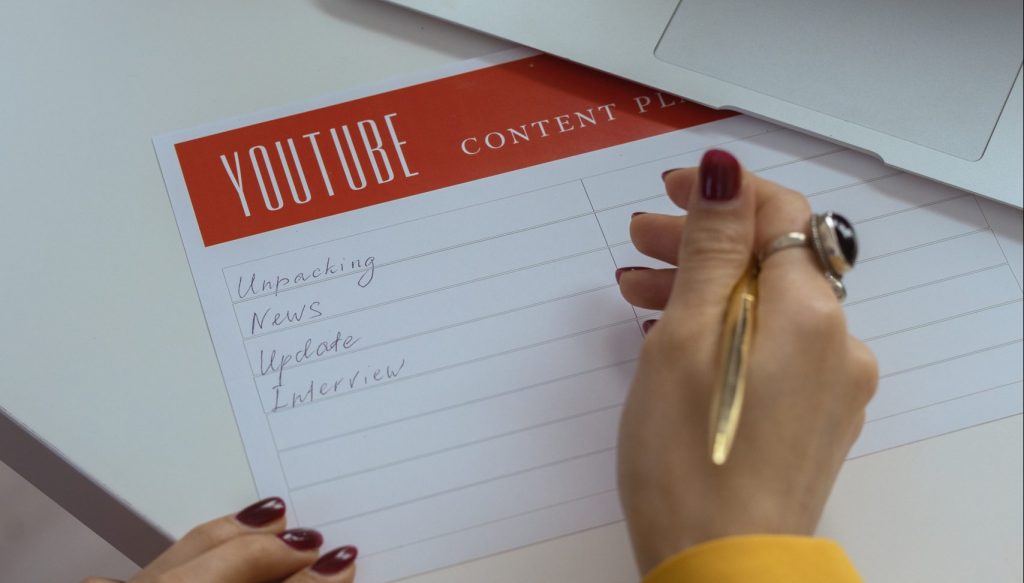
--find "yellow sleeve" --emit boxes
[642,535,863,583]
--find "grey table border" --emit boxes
[0,405,172,567]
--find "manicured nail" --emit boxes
[312,545,359,575]
[661,169,680,181]
[235,497,286,527]
[615,266,650,283]
[641,319,657,334]
[699,149,741,202]
[278,528,323,551]
[631,211,646,218]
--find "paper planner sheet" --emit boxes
[155,50,1024,582]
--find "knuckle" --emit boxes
[229,532,280,556]
[791,297,846,338]
[282,572,319,583]
[849,411,867,441]
[784,189,812,213]
[756,181,813,235]
[182,516,239,549]
[155,572,189,583]
[227,534,293,567]
[851,344,880,401]
[682,222,750,262]
[647,318,700,354]
[768,182,812,213]
[642,325,714,388]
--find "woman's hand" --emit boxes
[616,150,879,575]
[83,497,356,583]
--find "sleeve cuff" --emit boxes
[642,535,863,583]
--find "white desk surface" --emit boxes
[1,1,1020,582]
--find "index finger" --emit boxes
[138,498,288,578]
[161,530,322,583]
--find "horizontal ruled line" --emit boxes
[223,177,587,273]
[230,210,597,304]
[862,299,1022,343]
[289,404,622,491]
[251,284,622,381]
[843,263,1010,307]
[360,488,620,559]
[879,339,1023,380]
[244,247,610,340]
[867,380,1023,424]
[305,447,615,529]
[277,359,636,453]
[263,318,640,415]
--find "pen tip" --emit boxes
[711,444,728,466]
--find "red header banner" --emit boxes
[175,54,735,246]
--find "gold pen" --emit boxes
[709,258,759,466]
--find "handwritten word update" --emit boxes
[260,331,361,383]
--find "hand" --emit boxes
[83,497,357,583]
[615,150,878,574]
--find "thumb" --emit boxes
[664,149,756,325]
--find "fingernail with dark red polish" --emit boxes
[641,319,657,334]
[278,528,323,551]
[235,497,286,527]
[699,149,741,203]
[631,211,646,218]
[312,545,359,575]
[615,266,650,283]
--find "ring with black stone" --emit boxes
[760,211,858,301]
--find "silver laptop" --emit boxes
[384,0,1023,208]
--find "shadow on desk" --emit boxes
[0,458,138,581]
[0,409,170,572]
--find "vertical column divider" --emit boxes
[579,179,644,332]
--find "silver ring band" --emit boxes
[760,212,857,302]
[825,273,847,301]
[759,232,810,264]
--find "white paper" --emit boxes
[155,50,1023,582]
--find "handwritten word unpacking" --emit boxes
[236,255,376,299]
